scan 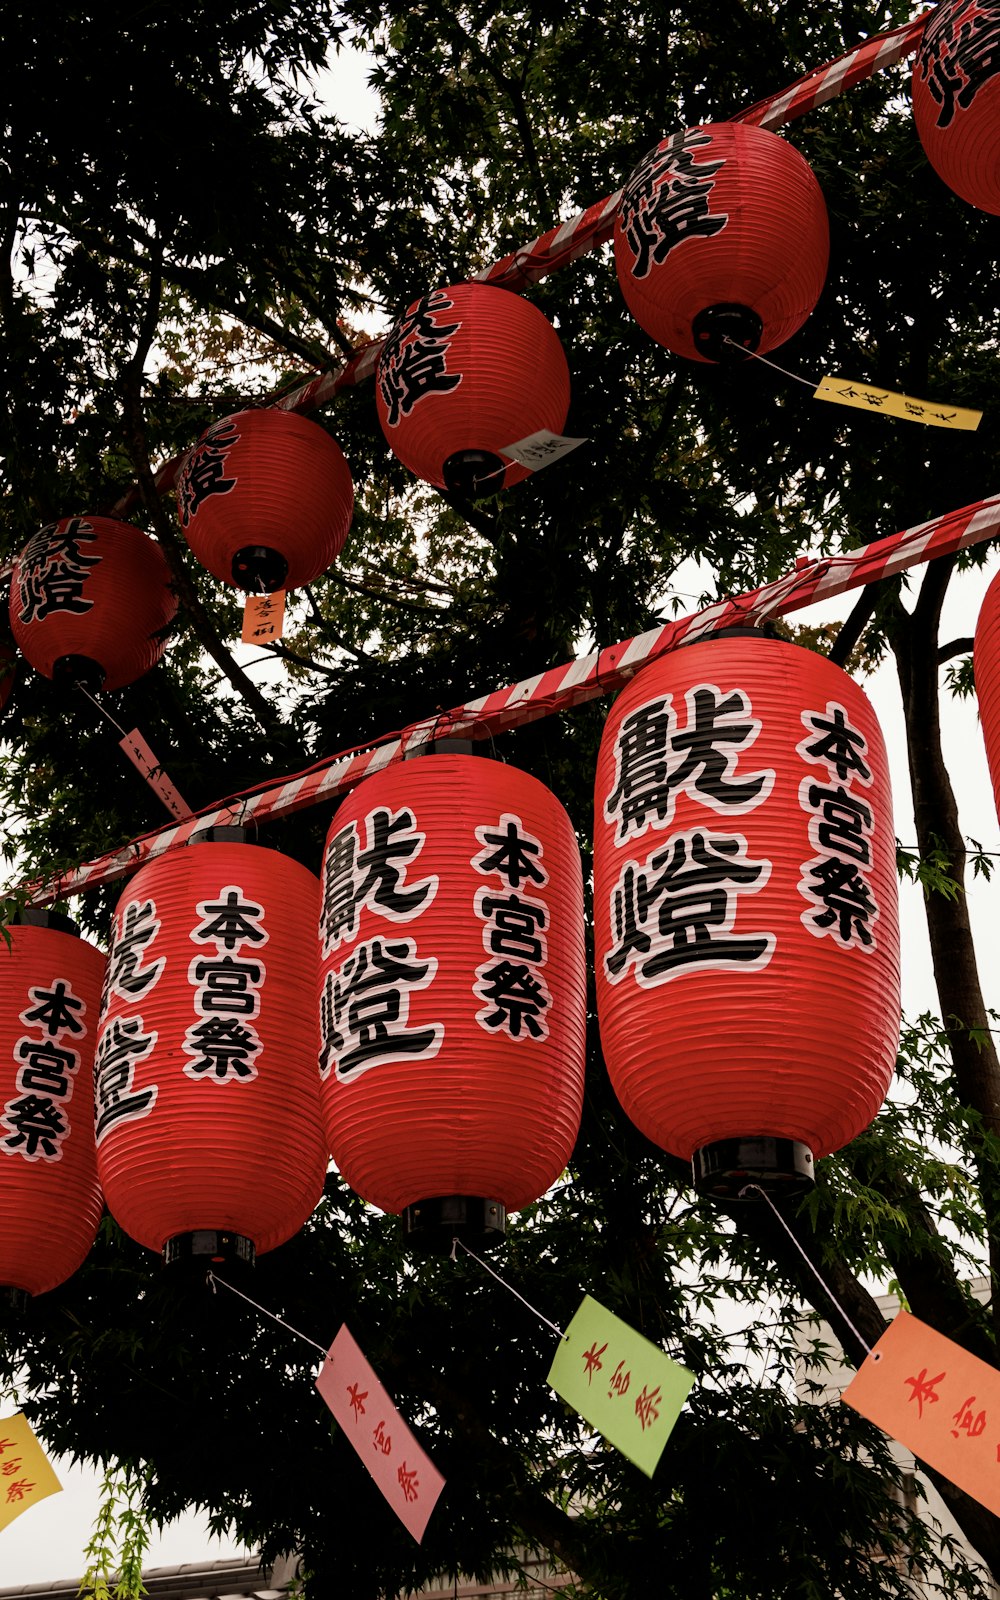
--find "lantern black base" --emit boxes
[53,653,105,693]
[692,1138,815,1201]
[692,303,764,363]
[163,1231,256,1269]
[13,906,79,936]
[231,545,289,593]
[402,1196,507,1254]
[0,1287,30,1313]
[443,450,507,498]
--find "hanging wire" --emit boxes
[738,1185,874,1356]
[206,1270,329,1358]
[450,1237,567,1341]
[723,337,819,390]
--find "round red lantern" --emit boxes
[8,516,177,692]
[912,0,1000,215]
[593,632,899,1198]
[317,752,586,1248]
[0,910,105,1297]
[375,283,571,495]
[614,123,829,363]
[94,830,328,1265]
[176,409,354,593]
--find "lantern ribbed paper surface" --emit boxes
[614,124,829,363]
[177,409,354,592]
[593,634,899,1184]
[0,918,105,1295]
[375,284,571,493]
[317,755,586,1218]
[95,841,327,1256]
[9,516,177,691]
[912,0,1000,216]
[974,569,1000,809]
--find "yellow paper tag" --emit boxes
[0,1412,62,1531]
[241,590,286,645]
[814,375,981,431]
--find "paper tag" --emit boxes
[499,430,588,472]
[814,376,981,431]
[547,1295,693,1477]
[316,1325,445,1542]
[242,590,286,644]
[843,1310,1000,1516]
[0,1412,62,1531]
[119,730,193,821]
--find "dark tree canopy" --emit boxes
[3,2,1000,1596]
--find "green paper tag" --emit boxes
[547,1295,694,1476]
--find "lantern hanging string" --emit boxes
[738,1185,873,1356]
[205,1270,329,1358]
[449,1238,568,1342]
[722,338,819,391]
[74,680,130,737]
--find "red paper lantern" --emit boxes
[176,409,354,593]
[8,516,177,692]
[593,632,899,1198]
[317,753,586,1248]
[94,832,328,1264]
[614,123,829,362]
[0,911,105,1297]
[375,283,571,495]
[974,567,1000,808]
[912,0,1000,215]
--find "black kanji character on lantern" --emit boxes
[93,1016,158,1142]
[473,815,547,889]
[105,899,165,1002]
[919,0,1000,127]
[605,829,773,984]
[177,419,240,527]
[619,131,728,279]
[324,938,443,1081]
[189,954,263,1014]
[320,809,437,954]
[14,1039,78,1096]
[476,891,547,962]
[798,703,872,784]
[475,958,551,1039]
[1,1093,68,1160]
[20,978,85,1037]
[183,1015,262,1081]
[378,290,462,426]
[193,887,267,950]
[16,518,101,624]
[799,857,877,949]
[802,782,873,864]
[605,686,772,841]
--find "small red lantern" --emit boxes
[9,516,177,691]
[375,283,571,495]
[317,753,586,1249]
[0,911,105,1297]
[176,409,354,593]
[912,0,1000,216]
[95,831,328,1265]
[593,632,899,1198]
[974,567,1000,807]
[614,123,829,362]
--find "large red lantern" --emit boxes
[974,567,1000,807]
[614,123,829,363]
[176,409,354,593]
[593,632,899,1198]
[317,753,586,1248]
[375,283,571,495]
[8,516,177,691]
[94,831,328,1265]
[912,0,1000,215]
[0,911,105,1297]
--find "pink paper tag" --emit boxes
[316,1325,445,1542]
[119,729,193,820]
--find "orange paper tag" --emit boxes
[843,1310,1000,1516]
[242,590,286,644]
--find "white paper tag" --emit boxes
[499,430,588,472]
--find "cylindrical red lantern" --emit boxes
[593,632,899,1198]
[974,567,1000,809]
[0,911,105,1297]
[9,516,177,692]
[912,0,1000,215]
[176,409,354,593]
[317,753,586,1248]
[95,831,328,1265]
[375,283,571,495]
[614,123,829,363]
